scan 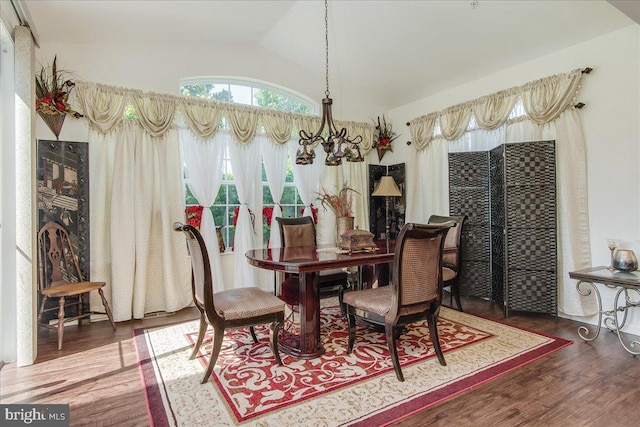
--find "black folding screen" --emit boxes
[450,141,557,317]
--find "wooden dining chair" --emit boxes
[37,221,116,350]
[342,222,454,382]
[428,215,466,311]
[174,222,285,384]
[275,216,349,309]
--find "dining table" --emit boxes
[245,241,396,359]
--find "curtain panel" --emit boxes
[88,121,192,321]
[405,68,594,317]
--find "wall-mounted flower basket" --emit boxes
[373,115,399,163]
[38,111,66,140]
[35,55,82,140]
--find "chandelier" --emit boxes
[296,0,364,166]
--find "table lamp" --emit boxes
[372,176,402,242]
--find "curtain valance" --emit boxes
[76,81,375,152]
[409,68,584,150]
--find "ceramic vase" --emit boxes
[336,216,354,243]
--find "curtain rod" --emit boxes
[404,66,594,144]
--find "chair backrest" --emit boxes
[174,222,219,321]
[390,222,453,314]
[37,221,84,292]
[428,215,466,269]
[276,216,316,248]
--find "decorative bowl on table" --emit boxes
[339,227,377,253]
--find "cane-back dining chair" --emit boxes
[428,215,466,312]
[37,221,116,350]
[174,222,285,384]
[342,222,454,382]
[275,216,349,309]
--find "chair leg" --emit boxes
[201,326,224,384]
[385,323,404,382]
[97,288,117,330]
[270,319,283,366]
[37,295,48,324]
[77,293,84,326]
[346,310,357,353]
[190,315,207,360]
[427,313,447,366]
[57,296,66,350]
[249,326,258,343]
[452,281,463,312]
[338,286,345,317]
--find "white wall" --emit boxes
[386,24,640,334]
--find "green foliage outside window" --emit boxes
[254,89,310,114]
[181,84,233,102]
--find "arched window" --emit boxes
[180,77,318,250]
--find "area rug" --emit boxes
[134,305,571,427]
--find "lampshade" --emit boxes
[372,176,402,197]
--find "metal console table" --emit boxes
[570,266,640,357]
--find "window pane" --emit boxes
[229,85,252,106]
[211,206,226,227]
[282,206,296,218]
[214,185,226,205]
[263,184,274,205]
[181,78,316,252]
[282,186,297,204]
[228,185,239,204]
[253,89,311,114]
[180,83,233,102]
[185,185,198,205]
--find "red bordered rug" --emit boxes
[134,305,571,427]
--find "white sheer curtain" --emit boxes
[180,127,226,292]
[90,121,192,321]
[229,137,260,288]
[289,141,323,218]
[405,139,450,223]
[449,126,505,153]
[261,136,289,248]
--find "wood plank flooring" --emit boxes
[1,295,639,427]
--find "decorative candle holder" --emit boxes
[606,238,620,270]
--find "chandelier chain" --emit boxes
[325,0,330,97]
[295,0,363,166]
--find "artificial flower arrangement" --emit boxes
[373,115,399,159]
[316,183,358,218]
[185,205,204,230]
[35,56,82,118]
[300,204,319,224]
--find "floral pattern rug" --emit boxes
[135,305,571,427]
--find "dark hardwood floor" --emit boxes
[1,294,639,427]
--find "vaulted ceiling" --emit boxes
[22,0,636,110]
